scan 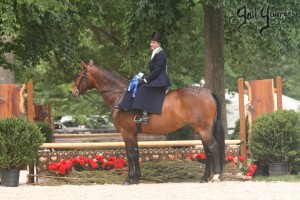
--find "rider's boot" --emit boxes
[134,110,149,124]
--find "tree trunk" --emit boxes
[203,3,228,136]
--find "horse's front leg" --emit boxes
[123,136,141,185]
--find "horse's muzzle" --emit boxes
[71,88,80,98]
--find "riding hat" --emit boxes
[150,32,162,44]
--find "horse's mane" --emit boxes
[92,65,129,86]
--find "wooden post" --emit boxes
[47,104,51,125]
[238,78,247,166]
[276,76,282,110]
[27,81,35,184]
[27,82,34,122]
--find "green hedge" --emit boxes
[36,122,53,143]
[0,118,45,169]
[249,110,300,168]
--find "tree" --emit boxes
[223,1,300,96]
[1,0,300,128]
[203,2,227,132]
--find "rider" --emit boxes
[116,32,171,123]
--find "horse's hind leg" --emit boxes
[200,142,211,182]
[198,129,222,182]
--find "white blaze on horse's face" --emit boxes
[71,70,87,97]
[74,89,80,97]
[71,85,80,97]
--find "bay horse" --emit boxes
[71,60,225,184]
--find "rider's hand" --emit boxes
[138,79,145,85]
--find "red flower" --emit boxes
[114,158,126,169]
[188,153,194,160]
[108,156,116,162]
[169,155,175,161]
[79,159,86,165]
[246,164,257,175]
[238,156,246,162]
[102,162,107,169]
[49,162,59,171]
[196,153,206,160]
[245,172,253,177]
[95,154,104,161]
[48,155,127,175]
[70,157,78,165]
[78,156,84,160]
[65,161,72,171]
[83,157,89,163]
[89,159,99,169]
[226,155,234,162]
[106,161,114,170]
[230,161,236,167]
[61,159,68,164]
[59,170,66,175]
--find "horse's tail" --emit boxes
[211,92,225,169]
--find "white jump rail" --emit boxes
[40,139,242,149]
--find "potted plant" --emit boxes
[0,117,45,186]
[248,110,300,176]
[36,121,53,143]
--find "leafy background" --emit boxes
[1,0,299,122]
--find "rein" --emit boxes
[74,64,127,108]
[100,88,126,94]
[80,87,125,104]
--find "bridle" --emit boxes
[73,68,88,97]
[74,66,126,100]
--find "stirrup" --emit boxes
[133,115,149,124]
[114,105,128,111]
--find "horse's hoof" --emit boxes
[129,178,139,185]
[123,177,132,185]
[200,177,209,183]
[211,174,221,183]
[123,180,131,185]
[123,178,139,185]
[211,179,221,183]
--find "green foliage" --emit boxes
[249,110,300,165]
[230,115,249,141]
[124,0,204,87]
[0,118,45,169]
[223,1,300,94]
[35,122,53,143]
[166,125,194,141]
[1,0,300,120]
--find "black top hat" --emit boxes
[150,32,163,44]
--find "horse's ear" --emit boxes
[81,60,87,69]
[89,59,94,66]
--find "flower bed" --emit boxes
[225,155,257,177]
[188,153,257,178]
[48,154,126,175]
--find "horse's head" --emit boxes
[71,60,94,97]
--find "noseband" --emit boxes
[74,68,88,97]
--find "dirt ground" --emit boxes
[1,170,300,200]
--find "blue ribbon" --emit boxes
[128,73,143,97]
